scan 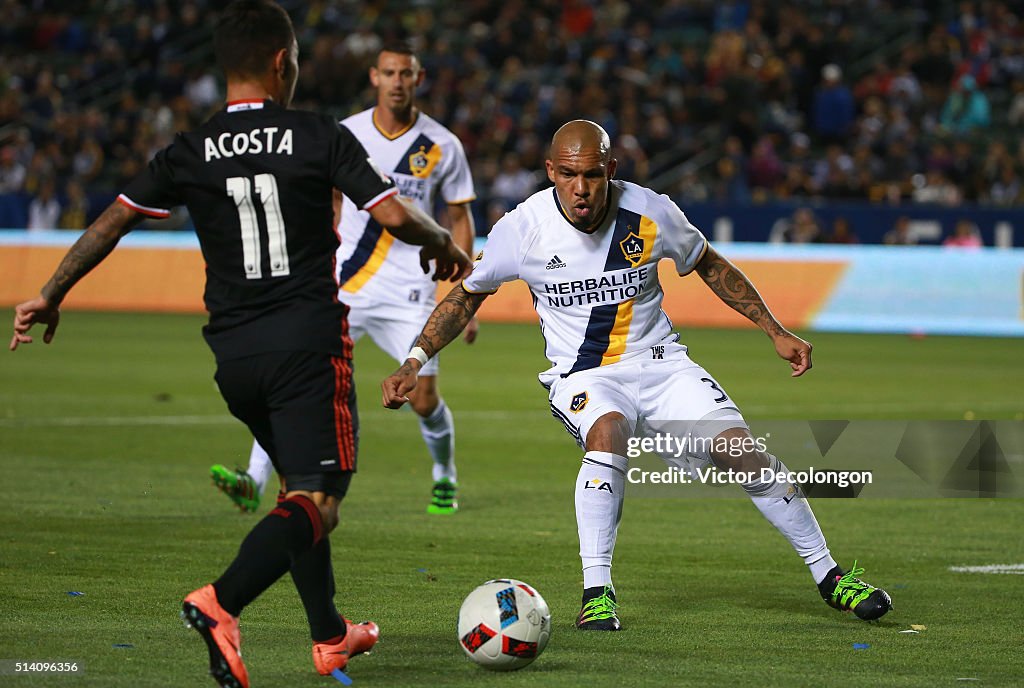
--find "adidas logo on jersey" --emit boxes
[546,255,567,270]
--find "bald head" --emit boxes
[545,120,617,232]
[549,120,611,162]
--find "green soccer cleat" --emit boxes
[427,478,458,515]
[210,465,261,513]
[576,585,621,631]
[818,561,893,621]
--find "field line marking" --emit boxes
[1,399,1021,428]
[948,564,1024,574]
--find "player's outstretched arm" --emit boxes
[382,284,488,408]
[369,196,472,283]
[447,201,480,344]
[10,201,143,351]
[694,244,813,377]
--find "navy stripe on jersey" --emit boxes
[604,208,642,271]
[393,134,436,175]
[565,303,619,376]
[338,218,385,285]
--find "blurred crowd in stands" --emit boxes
[1,0,1022,244]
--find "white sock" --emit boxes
[419,399,456,483]
[247,440,273,494]
[576,451,627,590]
[742,454,836,584]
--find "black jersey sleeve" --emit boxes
[118,144,183,218]
[329,122,396,210]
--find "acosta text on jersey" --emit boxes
[204,127,294,162]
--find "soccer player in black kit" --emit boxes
[9,2,471,686]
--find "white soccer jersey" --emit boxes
[463,180,708,387]
[336,108,475,312]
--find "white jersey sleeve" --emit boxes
[657,197,708,275]
[461,213,522,294]
[440,137,476,205]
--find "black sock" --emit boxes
[213,495,322,616]
[290,537,345,642]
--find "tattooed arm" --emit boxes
[382,284,489,408]
[694,243,813,377]
[10,201,144,351]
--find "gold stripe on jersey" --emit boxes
[638,215,658,265]
[446,195,477,205]
[372,109,419,141]
[602,298,635,365]
[341,229,395,293]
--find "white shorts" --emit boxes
[548,345,747,467]
[346,304,439,376]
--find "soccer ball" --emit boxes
[457,579,551,671]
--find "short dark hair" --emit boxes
[378,39,418,62]
[214,0,295,78]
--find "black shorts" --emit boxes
[215,351,358,496]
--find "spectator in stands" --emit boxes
[813,64,855,144]
[26,178,60,231]
[491,153,538,207]
[748,135,784,193]
[1008,79,1024,126]
[782,207,821,244]
[912,170,961,206]
[58,179,89,229]
[987,163,1022,206]
[883,216,917,245]
[0,147,26,194]
[713,156,751,204]
[71,137,104,183]
[943,219,983,248]
[825,216,859,244]
[676,168,710,204]
[939,75,991,133]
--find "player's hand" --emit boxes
[10,295,60,351]
[773,331,812,377]
[382,360,421,409]
[463,316,479,344]
[419,236,473,283]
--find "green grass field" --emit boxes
[1,312,1022,687]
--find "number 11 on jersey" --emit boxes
[226,173,290,279]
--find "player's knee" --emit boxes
[708,427,769,473]
[586,413,631,456]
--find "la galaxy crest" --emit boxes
[409,146,430,175]
[619,228,645,267]
[569,391,589,414]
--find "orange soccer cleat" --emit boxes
[182,584,249,688]
[312,618,380,675]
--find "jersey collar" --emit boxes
[226,99,269,113]
[551,185,615,235]
[372,107,418,140]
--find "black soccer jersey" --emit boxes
[120,99,396,362]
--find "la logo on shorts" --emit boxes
[619,231,645,267]
[569,391,589,413]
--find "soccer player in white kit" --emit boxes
[212,42,477,515]
[383,121,892,630]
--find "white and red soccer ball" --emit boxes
[457,579,551,671]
